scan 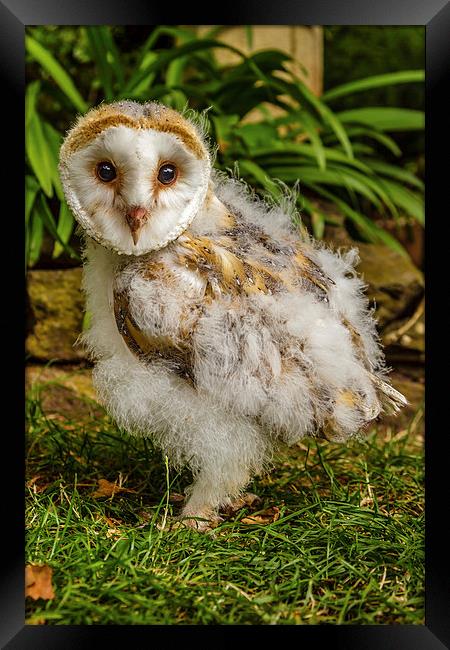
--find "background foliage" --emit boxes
[324,26,425,162]
[25,25,425,269]
[324,27,424,113]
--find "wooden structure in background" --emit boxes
[196,26,323,96]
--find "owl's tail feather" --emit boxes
[369,373,408,414]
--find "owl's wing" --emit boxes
[113,232,407,421]
[113,276,197,384]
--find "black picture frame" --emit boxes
[3,1,447,646]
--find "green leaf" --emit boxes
[236,123,279,151]
[363,159,424,191]
[308,184,409,257]
[126,26,181,91]
[337,108,424,132]
[98,26,125,87]
[25,35,88,113]
[245,26,254,49]
[37,195,80,260]
[290,77,354,159]
[211,114,240,150]
[297,112,326,171]
[237,49,294,77]
[267,166,383,210]
[323,70,425,102]
[378,179,424,224]
[25,90,54,198]
[165,32,196,111]
[25,80,40,129]
[167,57,188,88]
[125,39,246,95]
[42,122,64,200]
[335,127,402,157]
[238,160,281,197]
[84,27,114,101]
[52,201,75,259]
[326,163,399,218]
[218,83,292,119]
[310,211,325,239]
[160,90,188,112]
[299,195,327,238]
[263,74,353,159]
[250,67,353,160]
[237,160,310,239]
[28,208,44,267]
[126,51,158,95]
[141,26,195,55]
[253,142,371,174]
[25,175,40,227]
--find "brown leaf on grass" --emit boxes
[26,475,50,494]
[69,450,87,465]
[25,564,55,600]
[169,492,185,503]
[92,478,136,498]
[106,526,124,539]
[241,506,280,525]
[221,492,262,515]
[103,515,125,539]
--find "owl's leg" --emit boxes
[179,467,251,531]
[178,424,266,531]
[178,499,222,532]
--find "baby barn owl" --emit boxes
[59,101,406,530]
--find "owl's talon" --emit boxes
[175,508,224,533]
[220,492,262,516]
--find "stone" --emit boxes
[355,242,424,329]
[378,369,424,433]
[323,222,425,360]
[26,268,86,362]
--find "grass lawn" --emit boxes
[25,366,425,625]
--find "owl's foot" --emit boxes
[175,507,223,533]
[220,492,262,516]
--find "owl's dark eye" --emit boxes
[157,162,177,185]
[96,161,117,182]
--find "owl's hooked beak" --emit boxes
[125,207,149,245]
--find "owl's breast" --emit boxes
[111,250,208,380]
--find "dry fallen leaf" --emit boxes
[26,476,50,494]
[25,564,55,601]
[92,478,136,498]
[221,492,262,515]
[104,515,124,539]
[169,492,185,503]
[68,451,87,465]
[241,506,280,525]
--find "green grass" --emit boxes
[25,376,424,625]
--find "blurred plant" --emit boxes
[25,25,424,268]
[324,27,424,111]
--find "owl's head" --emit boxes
[59,101,211,255]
